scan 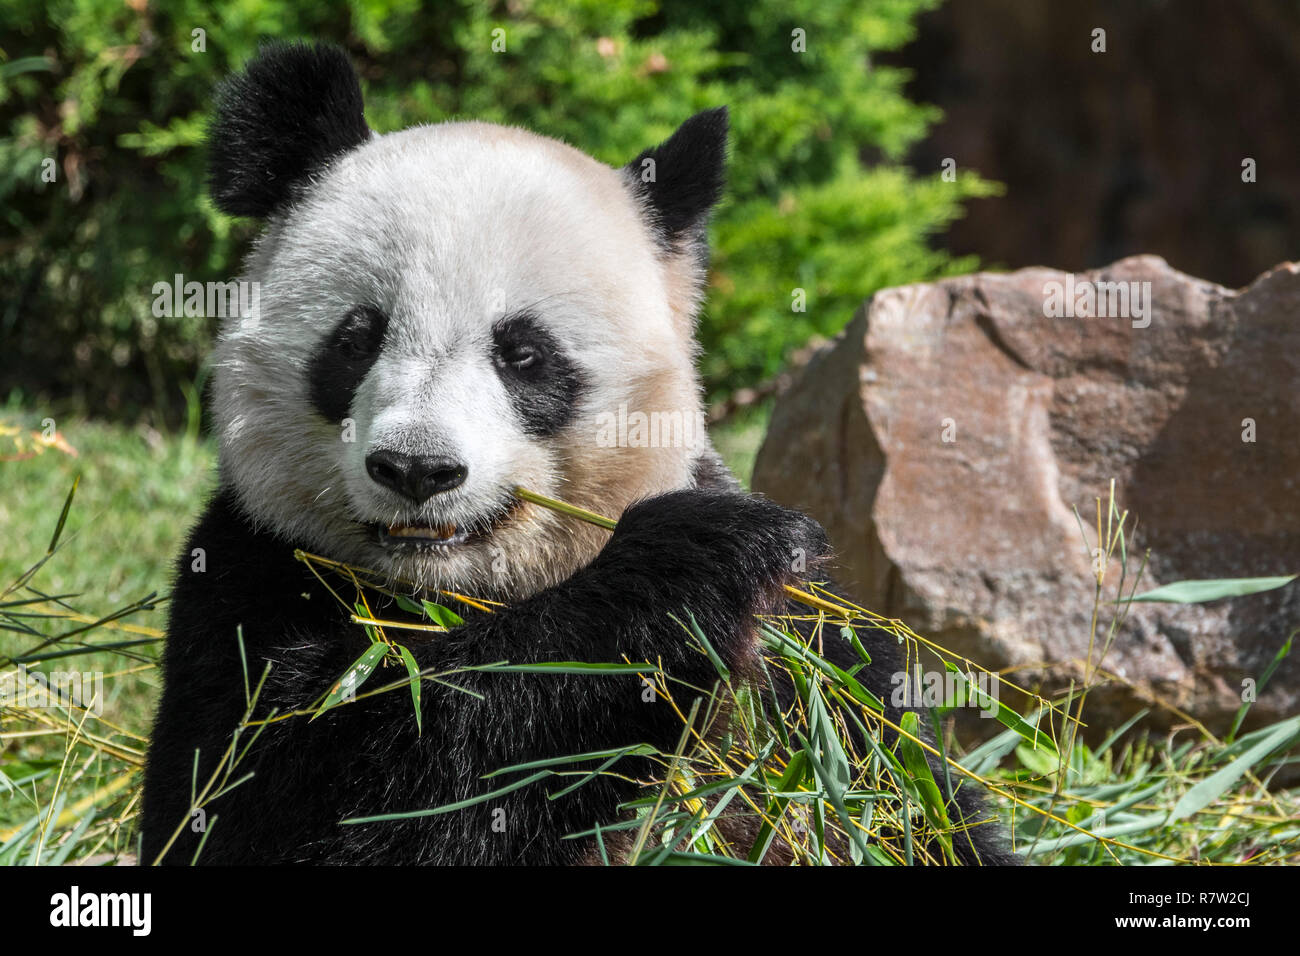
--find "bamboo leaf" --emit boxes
[899,711,953,841]
[341,771,553,822]
[676,611,729,683]
[485,661,658,674]
[483,744,657,778]
[1124,575,1296,604]
[312,643,388,721]
[422,601,464,629]
[397,644,423,736]
[1169,715,1300,822]
[1226,630,1294,743]
[946,663,1058,757]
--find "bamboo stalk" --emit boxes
[513,486,617,530]
[512,486,860,620]
[350,615,448,633]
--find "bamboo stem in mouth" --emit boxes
[512,486,860,621]
[512,486,617,531]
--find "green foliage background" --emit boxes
[1,0,996,422]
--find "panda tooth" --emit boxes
[387,523,458,540]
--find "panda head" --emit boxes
[209,42,728,599]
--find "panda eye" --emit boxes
[497,343,541,370]
[489,312,583,436]
[493,323,548,373]
[334,305,388,359]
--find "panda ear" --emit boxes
[623,107,728,255]
[208,41,371,218]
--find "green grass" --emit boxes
[0,415,215,619]
[0,413,214,785]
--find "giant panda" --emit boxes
[140,41,1015,866]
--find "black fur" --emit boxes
[623,107,728,257]
[209,41,370,218]
[140,486,1015,865]
[491,312,585,437]
[308,305,390,422]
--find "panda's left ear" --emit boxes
[623,107,728,256]
[208,41,371,218]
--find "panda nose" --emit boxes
[365,451,468,502]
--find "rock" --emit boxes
[753,255,1300,733]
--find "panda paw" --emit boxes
[604,489,831,623]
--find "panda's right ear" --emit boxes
[208,41,371,218]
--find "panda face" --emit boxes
[210,88,726,600]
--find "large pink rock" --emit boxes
[753,256,1300,731]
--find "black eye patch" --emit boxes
[308,305,390,422]
[492,312,584,437]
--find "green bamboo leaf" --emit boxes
[1124,575,1296,604]
[341,770,553,822]
[1169,715,1300,822]
[353,602,382,641]
[483,744,657,778]
[312,643,389,720]
[49,809,96,866]
[840,625,872,666]
[747,750,808,864]
[676,611,729,682]
[1023,813,1168,855]
[826,661,885,712]
[1016,742,1059,776]
[899,711,952,836]
[962,726,1028,777]
[759,623,882,710]
[865,845,896,866]
[422,601,464,628]
[945,663,1058,757]
[658,850,756,866]
[1227,630,1295,743]
[801,738,867,863]
[485,661,658,674]
[397,644,423,736]
[548,750,641,800]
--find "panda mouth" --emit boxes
[372,500,522,551]
[381,522,468,547]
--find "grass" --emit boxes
[0,411,215,620]
[0,411,214,735]
[1,409,1297,865]
[0,411,214,859]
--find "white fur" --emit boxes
[213,121,705,599]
